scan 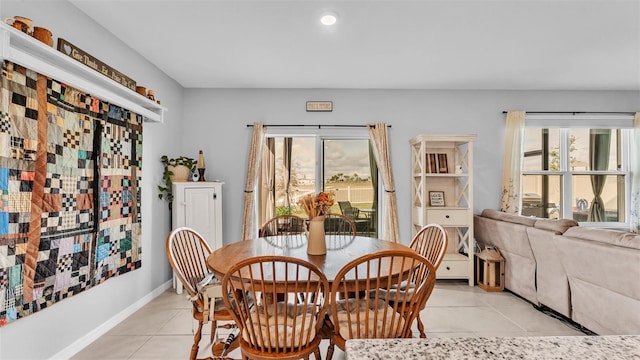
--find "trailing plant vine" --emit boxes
[158,155,197,203]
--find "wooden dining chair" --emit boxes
[323,213,356,235]
[259,214,306,237]
[259,215,307,248]
[408,223,448,337]
[410,223,448,270]
[166,227,236,360]
[221,256,330,360]
[323,213,357,250]
[327,250,436,360]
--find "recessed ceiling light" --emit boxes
[320,13,338,26]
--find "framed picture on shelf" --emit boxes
[429,191,445,206]
[437,153,449,173]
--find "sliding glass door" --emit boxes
[266,136,378,236]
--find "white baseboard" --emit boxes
[49,280,173,360]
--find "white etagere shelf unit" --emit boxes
[410,134,477,286]
[0,22,165,123]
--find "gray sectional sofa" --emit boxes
[474,209,640,335]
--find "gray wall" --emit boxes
[182,89,639,246]
[0,1,183,359]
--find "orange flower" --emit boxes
[298,191,335,218]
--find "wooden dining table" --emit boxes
[206,235,414,288]
[207,235,419,357]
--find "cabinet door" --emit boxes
[183,187,218,249]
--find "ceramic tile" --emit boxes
[128,335,197,359]
[493,305,578,332]
[145,289,192,310]
[73,280,590,359]
[70,335,150,360]
[108,307,180,336]
[426,286,488,307]
[477,291,536,308]
[155,308,200,335]
[426,332,476,338]
[422,306,525,333]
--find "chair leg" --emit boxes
[326,339,335,360]
[417,317,427,338]
[210,319,217,343]
[314,347,322,359]
[190,319,204,360]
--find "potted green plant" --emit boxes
[276,206,293,216]
[158,155,197,203]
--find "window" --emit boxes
[265,134,378,236]
[522,116,632,227]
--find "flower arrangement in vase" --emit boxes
[298,191,335,255]
[298,191,335,219]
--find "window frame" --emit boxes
[522,114,633,229]
[264,127,381,230]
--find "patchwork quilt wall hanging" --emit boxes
[0,61,143,326]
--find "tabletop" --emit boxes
[207,235,413,284]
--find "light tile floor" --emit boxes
[71,280,586,359]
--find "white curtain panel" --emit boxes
[500,111,526,214]
[241,122,265,240]
[259,137,275,228]
[368,122,400,242]
[631,113,640,233]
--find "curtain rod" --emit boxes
[502,111,635,115]
[246,124,391,128]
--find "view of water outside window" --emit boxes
[522,128,624,222]
[273,137,376,235]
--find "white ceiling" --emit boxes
[70,0,640,90]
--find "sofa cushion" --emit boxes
[480,209,537,227]
[533,218,578,234]
[563,227,640,250]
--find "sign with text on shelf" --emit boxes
[57,38,137,91]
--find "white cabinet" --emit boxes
[410,134,476,286]
[171,181,224,293]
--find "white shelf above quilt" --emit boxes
[0,23,165,123]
